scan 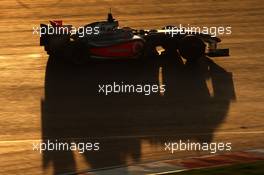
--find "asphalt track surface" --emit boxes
[0,0,264,174]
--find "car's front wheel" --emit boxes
[178,35,206,62]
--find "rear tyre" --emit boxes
[178,35,205,62]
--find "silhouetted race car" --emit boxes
[40,12,229,64]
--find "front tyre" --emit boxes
[178,35,205,62]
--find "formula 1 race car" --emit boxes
[40,12,229,64]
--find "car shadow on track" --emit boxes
[41,54,236,174]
